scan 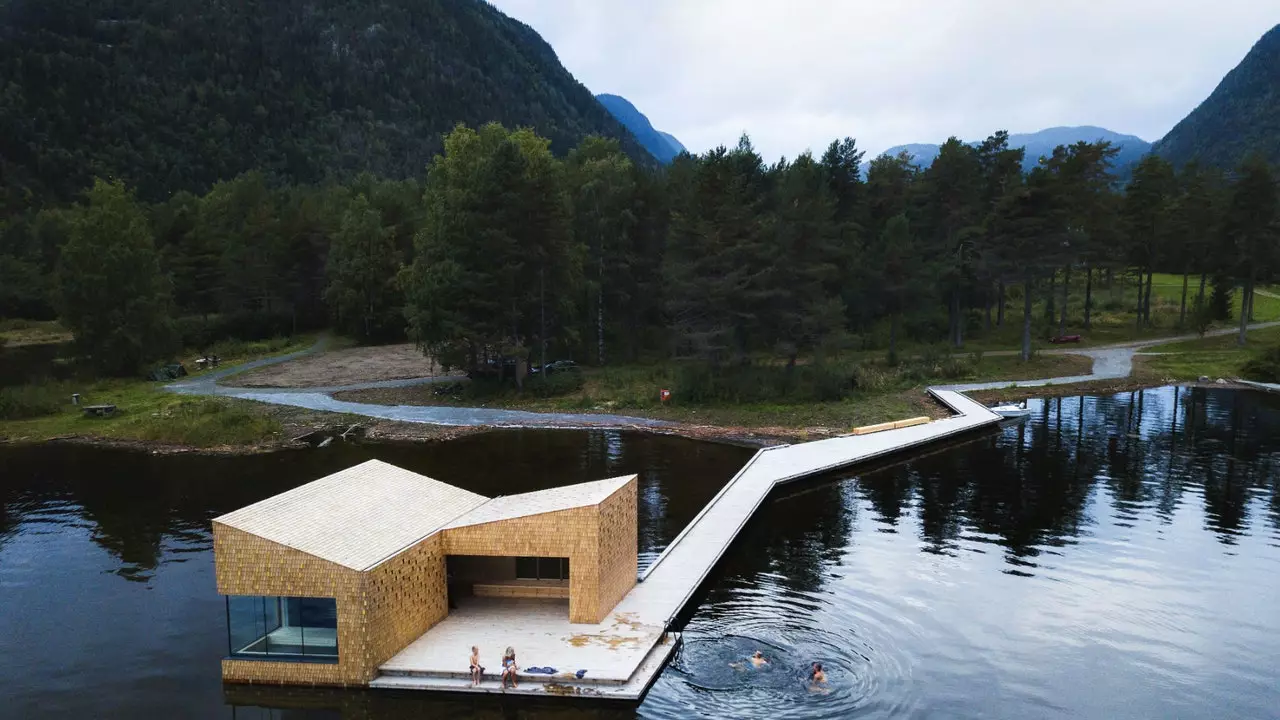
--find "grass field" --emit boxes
[1140,325,1280,382]
[0,319,73,347]
[0,335,316,447]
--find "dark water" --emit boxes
[3,387,1280,719]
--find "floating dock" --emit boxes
[370,388,1000,699]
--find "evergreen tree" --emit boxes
[1123,154,1177,329]
[664,136,769,362]
[874,214,927,363]
[404,123,575,378]
[55,179,175,375]
[1041,141,1120,335]
[991,174,1058,361]
[765,151,846,365]
[974,131,1025,329]
[921,138,983,347]
[1223,155,1279,344]
[1169,162,1221,327]
[859,153,919,333]
[566,137,637,366]
[325,194,401,342]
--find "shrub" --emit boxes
[0,382,68,420]
[1242,345,1280,383]
[673,361,856,404]
[525,370,585,398]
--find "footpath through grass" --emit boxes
[0,335,316,448]
[1142,325,1280,382]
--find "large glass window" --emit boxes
[515,557,569,580]
[226,596,338,662]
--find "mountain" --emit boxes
[0,0,649,211]
[875,127,1151,173]
[597,94,686,163]
[1154,24,1280,169]
[657,131,688,157]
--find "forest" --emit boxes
[3,122,1277,388]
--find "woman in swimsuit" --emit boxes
[501,646,519,689]
[469,646,483,686]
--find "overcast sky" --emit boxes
[488,0,1276,163]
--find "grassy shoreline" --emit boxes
[0,336,317,450]
[333,354,1093,434]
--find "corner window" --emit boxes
[515,557,569,580]
[227,596,338,662]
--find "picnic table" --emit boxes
[195,355,222,370]
[1050,334,1082,344]
[83,404,116,418]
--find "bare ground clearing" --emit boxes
[227,343,456,388]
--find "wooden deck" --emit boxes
[372,388,1000,699]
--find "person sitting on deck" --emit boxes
[731,650,769,669]
[501,646,519,689]
[469,646,484,687]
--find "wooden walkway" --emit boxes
[618,388,999,627]
[372,388,999,698]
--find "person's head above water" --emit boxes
[753,651,764,659]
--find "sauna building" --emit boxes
[212,459,638,686]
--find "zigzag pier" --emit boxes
[367,389,1000,699]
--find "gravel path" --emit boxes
[937,321,1280,393]
[170,322,1280,428]
[167,340,672,430]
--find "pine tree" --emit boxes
[991,174,1058,361]
[1123,155,1177,329]
[664,137,769,362]
[765,151,845,366]
[921,138,983,347]
[874,214,927,363]
[325,194,401,341]
[1223,155,1279,345]
[1169,162,1220,327]
[566,137,637,366]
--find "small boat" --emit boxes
[990,402,1031,419]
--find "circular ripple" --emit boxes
[639,576,925,719]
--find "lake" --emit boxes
[2,386,1279,719]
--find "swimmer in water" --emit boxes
[808,662,830,694]
[729,650,769,669]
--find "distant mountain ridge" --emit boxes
[597,94,686,163]
[874,126,1151,173]
[1154,24,1280,169]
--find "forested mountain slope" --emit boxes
[1154,24,1280,169]
[0,0,647,211]
[597,93,685,163]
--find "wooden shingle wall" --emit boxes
[595,480,639,617]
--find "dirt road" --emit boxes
[226,343,458,388]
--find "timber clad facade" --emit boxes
[212,460,638,687]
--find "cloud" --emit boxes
[488,0,1276,162]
